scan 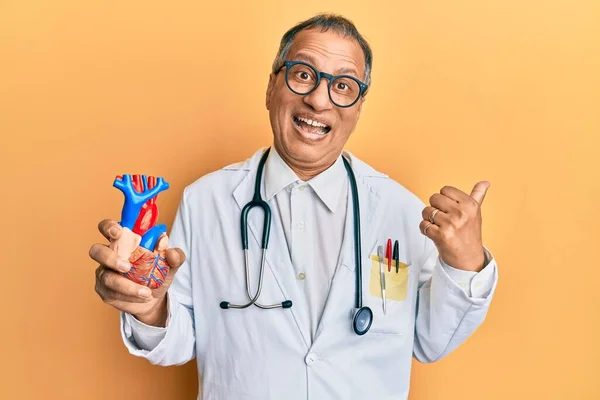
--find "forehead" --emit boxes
[286,29,365,77]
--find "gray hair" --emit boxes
[271,13,373,92]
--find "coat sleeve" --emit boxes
[412,238,498,363]
[119,188,197,366]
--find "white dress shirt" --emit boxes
[127,147,494,350]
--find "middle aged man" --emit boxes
[90,13,498,399]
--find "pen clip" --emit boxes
[377,245,385,263]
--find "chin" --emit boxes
[284,141,332,164]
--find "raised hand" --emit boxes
[420,182,490,272]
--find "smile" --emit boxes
[293,116,331,135]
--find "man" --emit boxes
[90,13,497,399]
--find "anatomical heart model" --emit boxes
[111,174,170,289]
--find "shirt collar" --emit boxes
[264,146,299,200]
[264,146,347,213]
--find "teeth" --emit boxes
[298,117,327,128]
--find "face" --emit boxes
[266,29,366,173]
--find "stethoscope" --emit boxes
[220,148,373,336]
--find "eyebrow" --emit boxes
[293,53,361,79]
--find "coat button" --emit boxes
[305,353,318,366]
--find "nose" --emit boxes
[303,78,333,111]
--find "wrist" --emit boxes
[134,296,168,327]
[444,250,486,272]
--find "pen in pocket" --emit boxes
[377,245,387,315]
[393,240,399,273]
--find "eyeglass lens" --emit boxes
[286,63,361,107]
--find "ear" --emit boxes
[356,96,366,117]
[266,73,276,110]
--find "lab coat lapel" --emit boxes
[345,150,388,271]
[315,154,382,339]
[232,150,311,348]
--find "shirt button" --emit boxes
[297,221,305,229]
[299,185,306,191]
[305,353,318,366]
[297,272,306,280]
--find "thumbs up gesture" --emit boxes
[420,182,490,272]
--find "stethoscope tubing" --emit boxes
[220,148,363,316]
[342,156,363,310]
[221,148,292,310]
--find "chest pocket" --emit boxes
[365,252,414,335]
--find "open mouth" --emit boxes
[293,116,331,136]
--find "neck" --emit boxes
[288,163,330,182]
[273,145,338,182]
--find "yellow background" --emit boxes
[2,0,599,399]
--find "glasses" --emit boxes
[277,61,368,108]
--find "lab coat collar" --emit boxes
[263,146,347,213]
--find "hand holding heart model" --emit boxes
[110,174,170,289]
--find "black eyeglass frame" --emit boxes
[277,60,369,108]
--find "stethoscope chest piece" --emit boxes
[353,306,373,335]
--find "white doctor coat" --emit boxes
[121,147,498,399]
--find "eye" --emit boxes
[336,82,348,91]
[330,78,359,101]
[289,64,316,84]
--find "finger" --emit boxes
[439,186,471,203]
[98,219,122,241]
[165,247,186,269]
[96,285,153,304]
[89,243,131,273]
[96,267,153,299]
[421,206,450,226]
[470,181,490,205]
[419,220,440,240]
[429,193,459,213]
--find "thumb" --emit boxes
[165,247,187,269]
[155,234,186,269]
[469,181,491,205]
[151,247,186,297]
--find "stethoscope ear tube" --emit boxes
[220,300,292,309]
